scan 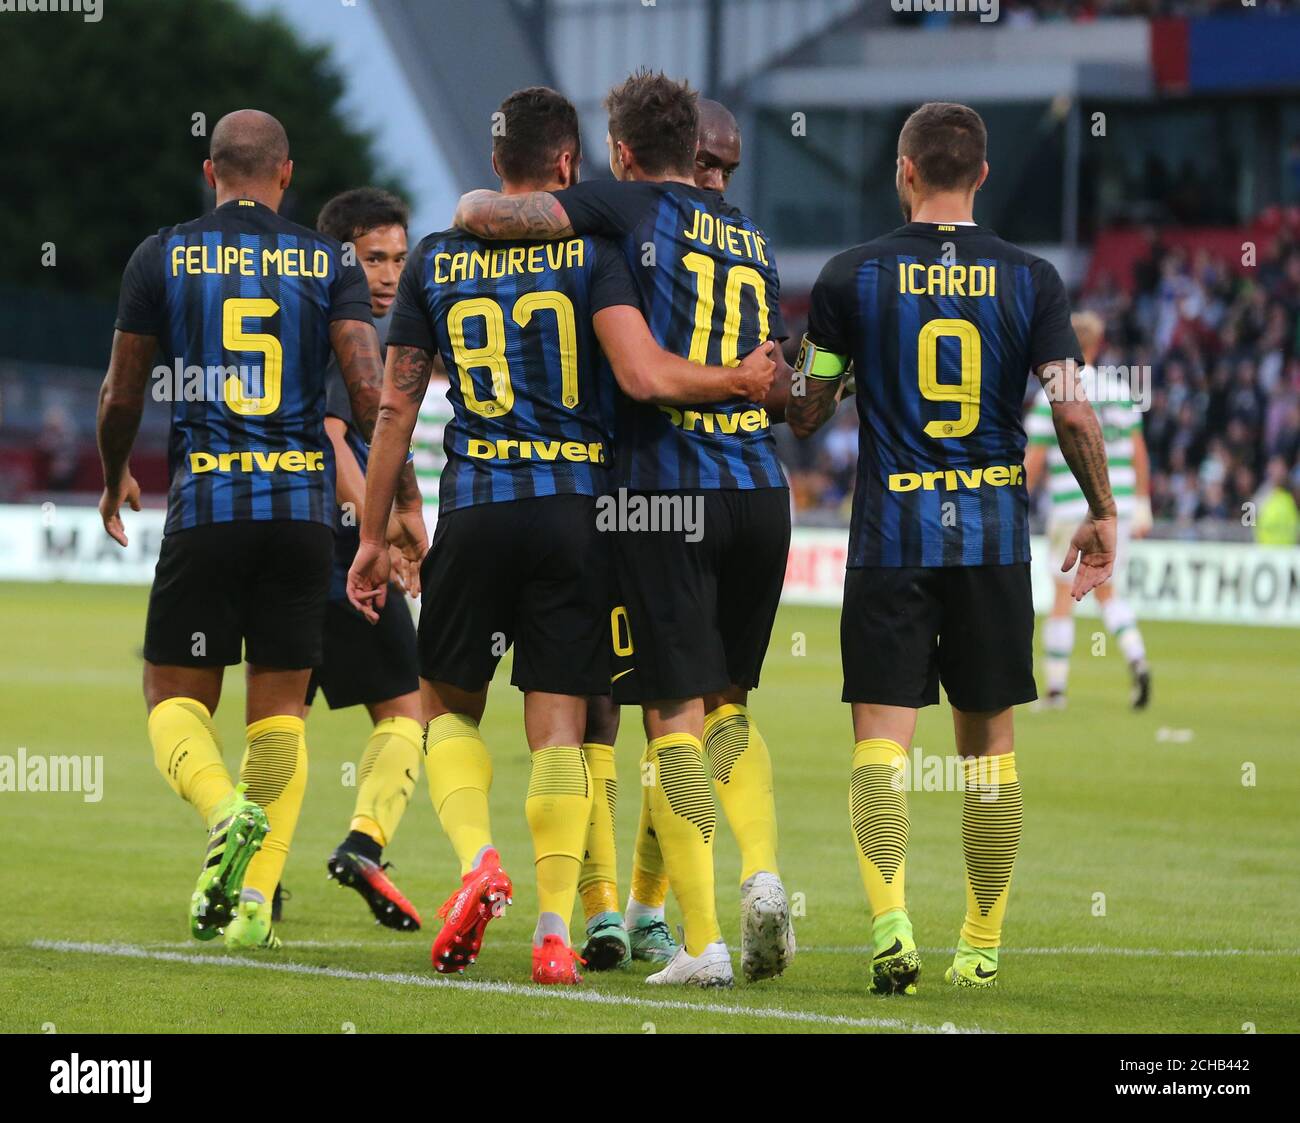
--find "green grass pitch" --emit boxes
[1,580,1297,1033]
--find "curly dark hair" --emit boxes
[604,69,699,178]
[316,187,408,244]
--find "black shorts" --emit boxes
[143,520,333,670]
[841,562,1036,712]
[418,494,610,696]
[611,487,790,704]
[304,589,419,710]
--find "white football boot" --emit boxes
[740,871,795,982]
[645,940,734,988]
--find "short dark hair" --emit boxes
[605,69,698,178]
[898,102,987,192]
[493,87,581,185]
[316,188,409,244]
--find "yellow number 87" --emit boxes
[917,318,981,439]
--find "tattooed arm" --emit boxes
[453,189,575,240]
[1037,359,1117,600]
[347,344,434,620]
[96,330,155,546]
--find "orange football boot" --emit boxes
[430,848,512,974]
[532,934,585,985]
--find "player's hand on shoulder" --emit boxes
[347,539,391,623]
[98,473,141,547]
[1063,513,1117,602]
[733,340,776,403]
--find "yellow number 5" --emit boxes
[917,318,981,438]
[223,297,282,417]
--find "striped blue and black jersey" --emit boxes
[553,180,787,491]
[387,229,638,513]
[114,198,373,535]
[802,222,1081,568]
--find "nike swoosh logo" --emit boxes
[611,668,634,683]
[873,938,903,961]
[974,964,997,978]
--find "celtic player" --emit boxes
[1025,310,1153,709]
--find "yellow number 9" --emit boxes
[917,318,981,439]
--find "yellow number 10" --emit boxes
[917,318,981,439]
[682,252,769,367]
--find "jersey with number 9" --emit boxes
[803,221,1082,568]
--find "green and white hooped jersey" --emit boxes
[414,375,453,537]
[1027,364,1140,525]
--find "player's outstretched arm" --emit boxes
[592,305,775,404]
[454,189,575,241]
[96,329,154,546]
[1036,359,1118,601]
[347,343,433,621]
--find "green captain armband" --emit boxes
[795,335,850,380]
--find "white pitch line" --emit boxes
[143,940,1300,958]
[30,939,984,1034]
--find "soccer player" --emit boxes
[694,97,742,193]
[96,110,426,949]
[307,188,425,931]
[455,71,796,987]
[348,87,774,985]
[788,102,1116,992]
[1025,310,1153,710]
[578,93,751,974]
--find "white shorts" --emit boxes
[1048,516,1129,587]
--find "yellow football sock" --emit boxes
[424,712,494,875]
[240,715,308,902]
[704,703,779,884]
[148,691,235,826]
[850,738,909,919]
[526,745,592,936]
[630,772,668,907]
[147,696,234,825]
[578,743,619,920]
[960,752,1023,948]
[646,734,720,955]
[350,716,423,848]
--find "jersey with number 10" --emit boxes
[114,198,374,535]
[554,179,787,491]
[804,222,1081,568]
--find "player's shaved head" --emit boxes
[210,110,290,184]
[695,98,741,193]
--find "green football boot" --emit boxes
[944,937,999,988]
[582,911,632,970]
[189,783,269,941]
[627,914,679,964]
[870,908,921,995]
[224,897,282,950]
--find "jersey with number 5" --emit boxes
[553,179,787,491]
[114,198,373,534]
[387,229,639,513]
[803,222,1081,568]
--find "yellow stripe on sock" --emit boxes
[350,715,423,848]
[704,703,779,884]
[424,712,493,876]
[960,752,1022,948]
[579,743,619,921]
[240,715,308,902]
[147,696,233,826]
